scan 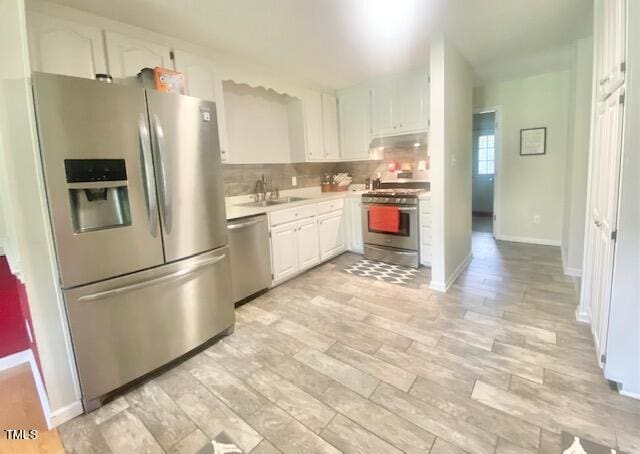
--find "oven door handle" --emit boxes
[363,206,417,212]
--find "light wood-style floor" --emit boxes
[0,363,64,454]
[59,232,640,453]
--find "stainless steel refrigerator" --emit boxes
[32,72,234,411]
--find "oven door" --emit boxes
[362,204,419,250]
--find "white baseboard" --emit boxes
[496,235,561,246]
[619,388,640,400]
[50,400,83,428]
[564,266,582,277]
[575,307,591,324]
[430,252,473,293]
[0,349,52,429]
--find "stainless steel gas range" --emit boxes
[361,189,425,268]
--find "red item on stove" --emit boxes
[369,205,400,233]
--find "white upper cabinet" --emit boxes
[338,84,372,161]
[173,50,229,161]
[597,0,626,99]
[321,93,341,160]
[300,91,325,161]
[105,31,172,78]
[370,76,396,136]
[27,13,107,79]
[371,69,429,136]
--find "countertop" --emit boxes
[225,187,431,221]
[225,188,364,221]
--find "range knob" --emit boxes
[399,198,407,204]
[383,197,390,203]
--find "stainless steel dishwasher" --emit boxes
[228,214,272,304]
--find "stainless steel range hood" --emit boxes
[369,132,428,150]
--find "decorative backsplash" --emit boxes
[222,147,429,196]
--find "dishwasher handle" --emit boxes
[228,217,266,231]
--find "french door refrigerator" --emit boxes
[32,72,234,411]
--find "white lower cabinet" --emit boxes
[270,215,320,285]
[297,217,321,271]
[420,198,432,266]
[318,211,345,261]
[270,222,300,283]
[345,198,363,253]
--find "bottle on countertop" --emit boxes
[365,177,371,190]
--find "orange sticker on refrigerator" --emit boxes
[153,67,186,94]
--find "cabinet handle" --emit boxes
[599,76,610,86]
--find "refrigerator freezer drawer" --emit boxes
[64,247,234,406]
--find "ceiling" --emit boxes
[47,0,593,89]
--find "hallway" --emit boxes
[58,234,640,453]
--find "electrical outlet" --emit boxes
[291,176,297,186]
[533,215,541,224]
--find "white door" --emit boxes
[370,77,396,136]
[321,93,341,160]
[27,13,107,78]
[397,70,429,133]
[105,31,172,78]
[270,222,299,283]
[338,84,372,160]
[173,50,229,161]
[597,0,626,99]
[587,88,625,363]
[297,218,320,271]
[319,212,345,261]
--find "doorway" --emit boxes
[472,110,497,234]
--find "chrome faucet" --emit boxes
[253,175,279,202]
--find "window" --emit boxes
[477,134,495,175]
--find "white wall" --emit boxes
[604,0,640,398]
[561,37,593,276]
[474,71,571,245]
[0,0,81,424]
[430,34,473,291]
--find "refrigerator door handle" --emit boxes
[138,114,159,237]
[152,114,172,234]
[77,253,227,302]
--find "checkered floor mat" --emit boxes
[342,259,420,286]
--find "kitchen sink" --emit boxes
[236,196,308,208]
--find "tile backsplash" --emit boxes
[222,147,429,196]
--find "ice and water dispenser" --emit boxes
[65,159,131,233]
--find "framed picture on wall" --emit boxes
[520,127,546,156]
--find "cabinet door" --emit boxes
[173,50,229,161]
[297,218,320,271]
[319,212,345,260]
[321,93,341,160]
[346,198,363,253]
[370,77,396,136]
[301,91,325,161]
[397,70,429,133]
[27,12,107,78]
[270,222,299,283]
[338,85,372,160]
[105,31,172,78]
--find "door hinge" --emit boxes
[268,231,272,238]
[601,354,606,364]
[169,50,175,61]
[493,214,497,221]
[620,61,626,72]
[619,92,625,104]
[611,230,617,241]
[271,273,274,280]
[428,75,431,83]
